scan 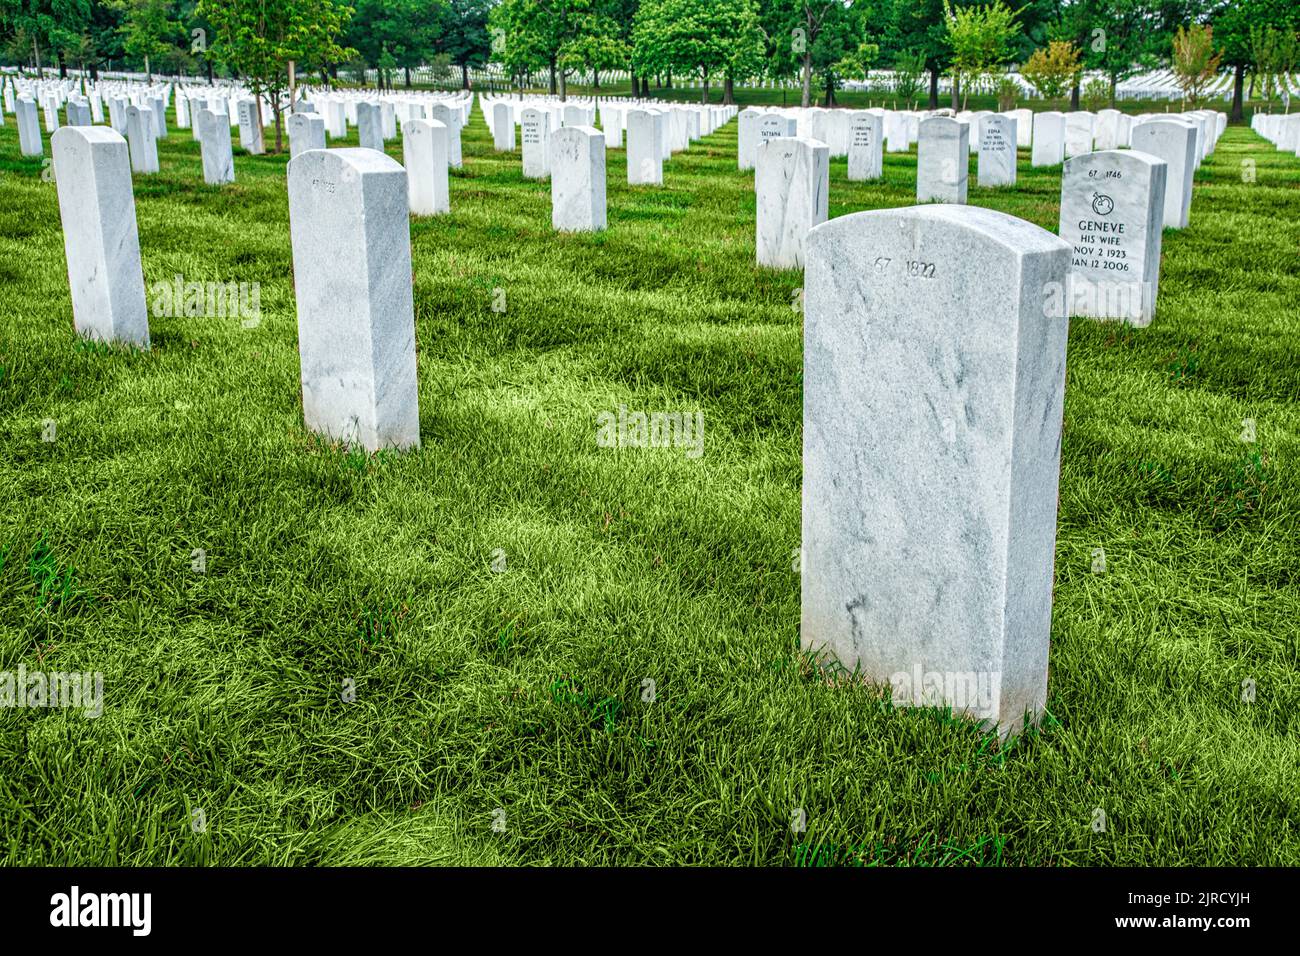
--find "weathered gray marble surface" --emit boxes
[52,126,150,348]
[1059,149,1167,326]
[755,136,829,268]
[802,204,1071,736]
[550,125,606,232]
[403,118,449,216]
[917,116,967,204]
[287,148,421,452]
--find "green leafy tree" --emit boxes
[558,11,624,90]
[346,0,445,90]
[943,0,1020,109]
[1171,20,1221,105]
[1020,37,1081,104]
[198,0,354,152]
[632,0,763,104]
[759,0,863,109]
[886,0,952,109]
[1213,0,1296,121]
[437,0,493,89]
[811,1,875,106]
[1,0,93,77]
[891,49,926,108]
[109,0,183,81]
[491,0,592,98]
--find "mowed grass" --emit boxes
[0,103,1298,866]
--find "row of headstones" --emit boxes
[45,115,639,364]
[482,97,737,186]
[1251,112,1300,156]
[738,105,1226,175]
[754,116,1219,326]
[46,118,1094,735]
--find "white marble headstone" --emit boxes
[287,112,326,159]
[52,126,150,347]
[1059,149,1167,326]
[198,108,235,184]
[403,118,449,216]
[626,109,662,185]
[521,107,550,179]
[16,97,43,156]
[356,102,383,151]
[802,204,1072,736]
[755,136,828,268]
[492,101,515,151]
[917,116,968,204]
[977,113,1016,188]
[1063,111,1094,158]
[286,148,421,452]
[125,105,159,173]
[1130,119,1196,229]
[550,125,606,232]
[846,111,883,182]
[1031,111,1065,167]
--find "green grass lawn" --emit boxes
[0,104,1297,866]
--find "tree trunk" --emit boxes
[1109,71,1117,107]
[1070,80,1080,110]
[701,71,708,104]
[33,36,42,78]
[666,72,672,89]
[462,62,470,89]
[724,75,734,105]
[145,55,152,83]
[549,60,557,95]
[824,73,835,107]
[1231,62,1245,123]
[207,59,214,84]
[59,58,67,78]
[273,100,283,154]
[405,66,412,88]
[928,68,939,109]
[560,70,567,101]
[951,74,959,110]
[593,69,600,91]
[801,51,812,108]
